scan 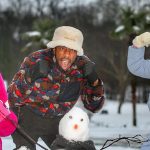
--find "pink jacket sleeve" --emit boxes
[0,73,8,103]
[0,73,18,136]
[0,111,18,137]
[0,138,2,150]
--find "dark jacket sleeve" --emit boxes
[78,56,105,113]
[81,79,105,113]
[8,51,49,107]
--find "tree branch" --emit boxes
[100,134,149,150]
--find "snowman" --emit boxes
[13,146,27,150]
[51,107,96,150]
[16,146,30,150]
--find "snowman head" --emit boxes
[59,107,89,142]
[17,146,29,150]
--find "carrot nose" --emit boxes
[74,124,78,129]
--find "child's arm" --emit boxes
[0,73,8,103]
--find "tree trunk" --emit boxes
[117,85,126,114]
[131,78,137,126]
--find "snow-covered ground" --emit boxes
[2,100,150,150]
[91,100,150,150]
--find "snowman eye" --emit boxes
[80,118,84,122]
[69,116,72,119]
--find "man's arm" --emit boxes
[8,51,50,107]
[79,56,105,113]
[81,78,105,113]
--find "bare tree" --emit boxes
[47,0,66,20]
[33,0,50,17]
[9,0,32,18]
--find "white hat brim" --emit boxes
[47,39,83,56]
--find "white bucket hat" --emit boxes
[47,26,84,56]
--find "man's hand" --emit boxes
[83,61,99,86]
[133,32,150,48]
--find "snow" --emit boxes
[25,42,33,48]
[146,15,150,22]
[24,31,41,37]
[41,39,49,45]
[90,100,150,150]
[115,25,125,33]
[133,26,140,32]
[2,100,150,150]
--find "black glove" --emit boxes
[26,60,49,83]
[83,61,99,84]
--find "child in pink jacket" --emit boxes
[0,73,18,150]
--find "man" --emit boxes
[8,26,105,149]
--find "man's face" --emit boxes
[55,46,77,71]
